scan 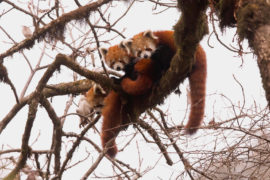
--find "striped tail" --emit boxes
[101,91,123,158]
[185,45,207,134]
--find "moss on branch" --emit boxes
[236,1,270,47]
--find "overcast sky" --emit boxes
[0,1,267,179]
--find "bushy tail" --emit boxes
[185,45,207,134]
[121,59,154,95]
[101,91,123,158]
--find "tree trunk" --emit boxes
[236,1,270,105]
[253,25,270,105]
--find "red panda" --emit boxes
[98,30,207,157]
[120,45,175,95]
[123,30,176,59]
[186,46,207,134]
[123,30,207,134]
[100,90,123,157]
[76,83,107,126]
[99,42,134,71]
[100,45,174,158]
[99,39,174,95]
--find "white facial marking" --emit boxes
[149,42,157,51]
[123,39,133,55]
[95,106,103,114]
[140,51,152,59]
[123,57,129,64]
[143,30,158,40]
[113,62,125,71]
[99,47,108,60]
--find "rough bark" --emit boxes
[253,25,270,105]
[214,0,270,106]
[237,0,270,106]
[141,0,209,111]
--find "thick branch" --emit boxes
[253,25,270,105]
[137,120,173,166]
[0,79,92,134]
[0,53,116,136]
[3,99,39,180]
[236,1,270,105]
[40,97,62,173]
[140,0,209,113]
[55,54,120,92]
[53,115,100,180]
[214,1,270,106]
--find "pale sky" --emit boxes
[0,1,267,179]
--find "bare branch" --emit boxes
[0,0,113,60]
[3,99,39,180]
[137,119,173,166]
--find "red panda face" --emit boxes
[76,83,107,126]
[99,44,131,71]
[76,84,107,116]
[136,44,156,59]
[123,30,158,59]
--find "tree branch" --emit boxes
[0,0,113,61]
[3,99,39,180]
[145,0,209,109]
[137,120,173,166]
[40,97,62,173]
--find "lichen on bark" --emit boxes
[236,0,270,48]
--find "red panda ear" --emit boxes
[119,41,126,49]
[93,84,106,95]
[122,39,133,54]
[143,30,158,40]
[99,47,108,59]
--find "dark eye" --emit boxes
[145,48,152,52]
[137,51,142,57]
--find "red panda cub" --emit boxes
[100,90,130,157]
[98,44,134,157]
[123,30,207,134]
[97,30,206,157]
[100,42,167,96]
[76,83,107,126]
[123,30,176,59]
[99,42,134,71]
[99,42,174,157]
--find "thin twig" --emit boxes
[137,119,173,166]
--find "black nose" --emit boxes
[116,67,121,71]
[144,55,148,58]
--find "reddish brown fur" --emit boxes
[185,46,207,134]
[78,85,106,127]
[85,87,105,107]
[100,30,207,158]
[101,90,125,158]
[121,59,156,95]
[131,32,158,49]
[130,30,176,54]
[104,45,131,67]
[153,31,176,52]
[101,59,159,157]
[101,59,158,157]
[132,30,207,134]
